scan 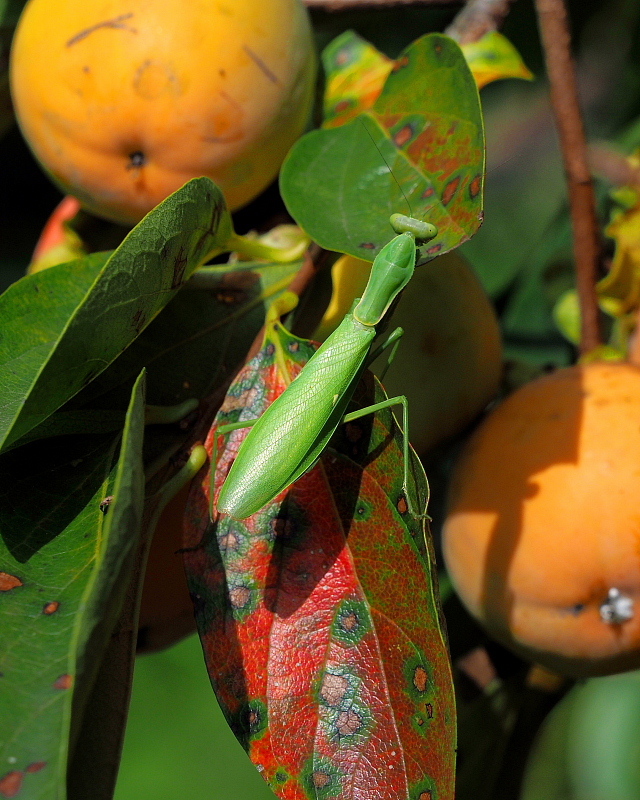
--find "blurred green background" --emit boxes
[115,634,275,800]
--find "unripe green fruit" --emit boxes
[521,670,640,800]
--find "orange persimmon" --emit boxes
[10,0,315,224]
[443,361,640,677]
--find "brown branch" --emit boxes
[535,0,603,355]
[304,0,461,9]
[445,0,514,45]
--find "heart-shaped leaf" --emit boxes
[281,33,485,263]
[0,177,230,452]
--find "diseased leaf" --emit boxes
[183,319,455,800]
[0,176,230,452]
[322,30,392,129]
[320,30,527,131]
[281,33,484,263]
[460,31,533,89]
[0,371,146,800]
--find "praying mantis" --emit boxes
[214,211,437,520]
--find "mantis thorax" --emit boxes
[354,232,417,327]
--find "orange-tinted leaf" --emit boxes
[460,31,533,90]
[322,30,392,129]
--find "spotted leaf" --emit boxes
[460,31,533,90]
[322,30,393,129]
[183,321,455,800]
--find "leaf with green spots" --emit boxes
[0,176,230,453]
[183,319,456,800]
[281,33,484,264]
[0,370,146,800]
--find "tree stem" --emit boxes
[535,0,603,355]
[445,0,514,44]
[304,0,460,8]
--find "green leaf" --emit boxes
[0,0,25,137]
[66,371,147,800]
[553,289,581,345]
[0,177,230,452]
[0,371,146,800]
[68,260,302,412]
[0,0,25,26]
[281,33,485,262]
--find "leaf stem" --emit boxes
[535,0,603,355]
[225,232,309,263]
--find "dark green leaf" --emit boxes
[68,261,302,411]
[0,177,230,452]
[0,371,146,799]
[67,371,147,800]
[0,0,25,26]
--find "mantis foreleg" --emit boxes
[365,326,404,381]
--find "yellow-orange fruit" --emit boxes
[443,362,640,677]
[10,0,315,224]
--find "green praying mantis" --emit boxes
[213,211,437,521]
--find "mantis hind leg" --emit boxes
[342,395,427,520]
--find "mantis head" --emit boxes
[390,213,438,244]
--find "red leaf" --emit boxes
[183,322,455,799]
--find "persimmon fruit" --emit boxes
[10,0,316,225]
[443,361,640,677]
